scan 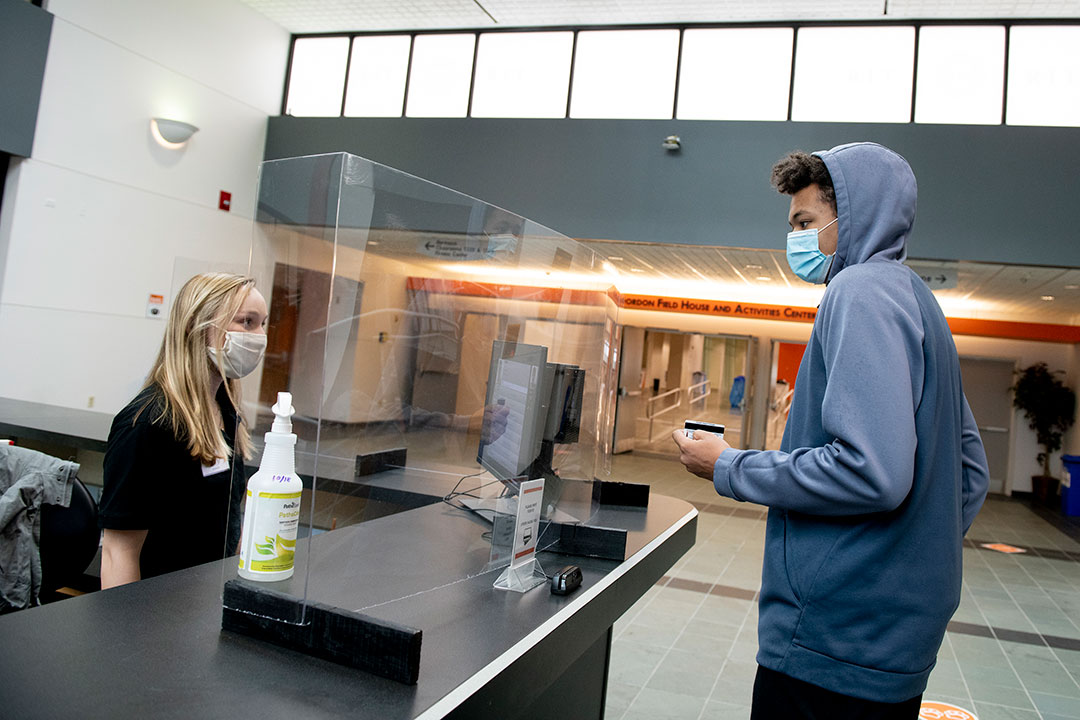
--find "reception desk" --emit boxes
[0,490,696,719]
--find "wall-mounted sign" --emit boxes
[407,277,1080,343]
[146,293,165,319]
[417,234,515,261]
[612,291,818,324]
[908,264,958,290]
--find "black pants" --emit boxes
[751,665,923,720]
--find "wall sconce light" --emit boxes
[150,118,199,148]
[661,135,681,152]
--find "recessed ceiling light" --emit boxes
[630,268,643,273]
[756,276,772,282]
[745,264,763,270]
[1041,295,1055,301]
[1065,284,1079,290]
[608,256,624,261]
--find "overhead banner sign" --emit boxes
[612,290,818,324]
[408,278,1080,343]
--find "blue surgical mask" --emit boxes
[786,217,838,284]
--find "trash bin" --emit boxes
[1062,455,1080,517]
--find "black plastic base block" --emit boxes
[548,522,627,561]
[591,479,650,507]
[221,579,422,685]
[355,447,408,477]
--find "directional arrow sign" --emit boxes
[418,235,516,261]
[909,265,958,290]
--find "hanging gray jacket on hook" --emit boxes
[0,445,79,612]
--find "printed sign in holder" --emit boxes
[493,479,548,593]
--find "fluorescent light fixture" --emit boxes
[931,294,994,316]
[151,118,199,147]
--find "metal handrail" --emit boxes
[644,387,682,419]
[687,378,711,407]
[644,387,682,442]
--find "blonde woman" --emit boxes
[99,273,268,589]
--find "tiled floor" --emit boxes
[604,452,1080,720]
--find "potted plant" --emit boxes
[1010,363,1076,504]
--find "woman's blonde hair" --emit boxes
[142,272,257,463]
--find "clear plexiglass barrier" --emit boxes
[223,153,621,642]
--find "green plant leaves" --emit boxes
[1011,362,1076,475]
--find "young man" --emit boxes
[673,142,990,718]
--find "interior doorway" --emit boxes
[613,327,645,454]
[959,357,1015,495]
[766,341,807,450]
[261,263,365,420]
[614,328,753,456]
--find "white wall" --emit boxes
[0,0,288,413]
[942,335,1074,494]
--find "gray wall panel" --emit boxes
[265,117,1080,268]
[0,0,53,157]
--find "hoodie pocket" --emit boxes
[783,513,845,608]
[782,513,802,605]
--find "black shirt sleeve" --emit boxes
[99,391,180,531]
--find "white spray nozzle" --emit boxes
[271,392,295,434]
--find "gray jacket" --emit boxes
[0,445,79,612]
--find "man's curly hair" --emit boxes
[770,151,836,209]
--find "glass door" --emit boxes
[612,328,752,456]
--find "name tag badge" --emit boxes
[202,457,230,477]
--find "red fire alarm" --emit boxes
[219,191,232,212]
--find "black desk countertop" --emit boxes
[0,396,112,452]
[0,492,696,720]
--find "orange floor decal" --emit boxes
[980,542,1026,554]
[920,701,978,719]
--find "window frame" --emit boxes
[281,19,1079,127]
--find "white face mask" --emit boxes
[207,331,266,379]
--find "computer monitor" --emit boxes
[476,341,550,483]
[476,341,586,504]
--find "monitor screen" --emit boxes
[476,341,550,483]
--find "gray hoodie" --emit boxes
[714,142,990,702]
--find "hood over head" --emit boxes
[814,142,916,283]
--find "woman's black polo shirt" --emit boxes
[100,384,246,580]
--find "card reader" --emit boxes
[550,565,583,595]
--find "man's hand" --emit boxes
[671,429,731,480]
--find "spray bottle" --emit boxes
[238,392,303,581]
